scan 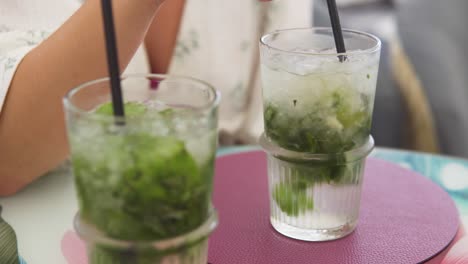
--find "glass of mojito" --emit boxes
[63,74,220,263]
[259,28,381,241]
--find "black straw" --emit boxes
[100,0,125,118]
[326,0,347,62]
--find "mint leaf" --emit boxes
[273,183,313,217]
[95,102,147,117]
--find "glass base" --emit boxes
[74,210,218,264]
[270,218,357,242]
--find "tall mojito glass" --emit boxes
[63,74,220,263]
[260,28,381,241]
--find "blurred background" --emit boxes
[313,0,468,158]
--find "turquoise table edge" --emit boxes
[218,146,468,216]
[373,148,468,216]
[217,145,259,157]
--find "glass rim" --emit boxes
[74,209,218,250]
[260,134,375,163]
[63,73,221,121]
[260,27,381,57]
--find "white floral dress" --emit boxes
[0,0,313,145]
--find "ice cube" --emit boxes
[184,132,216,167]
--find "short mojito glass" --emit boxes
[63,74,220,263]
[260,28,381,241]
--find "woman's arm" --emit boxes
[0,0,166,195]
[145,0,186,73]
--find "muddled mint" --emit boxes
[265,89,371,216]
[273,181,313,217]
[274,187,311,217]
[74,134,210,241]
[265,91,371,154]
[72,101,214,263]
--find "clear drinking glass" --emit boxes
[63,74,220,263]
[259,28,381,241]
[260,134,374,241]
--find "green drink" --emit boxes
[63,75,219,263]
[259,28,380,241]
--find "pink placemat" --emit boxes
[62,151,461,264]
[208,151,460,264]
